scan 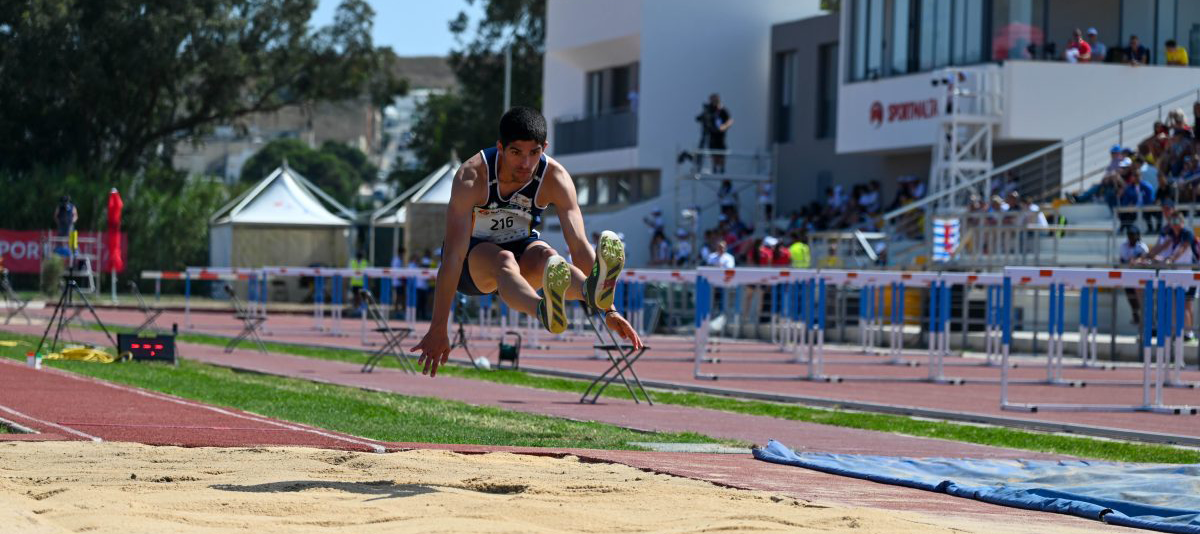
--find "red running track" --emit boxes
[0,358,388,452]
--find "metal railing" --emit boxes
[553,110,638,155]
[952,214,1116,268]
[882,86,1200,252]
[809,230,886,268]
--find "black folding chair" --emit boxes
[224,284,268,354]
[359,289,416,373]
[579,312,652,405]
[128,281,164,334]
[1,272,31,325]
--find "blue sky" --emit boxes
[311,0,487,57]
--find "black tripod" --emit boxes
[450,295,482,368]
[35,255,116,357]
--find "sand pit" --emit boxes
[0,441,1094,533]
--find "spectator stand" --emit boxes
[1000,267,1195,415]
[673,148,774,252]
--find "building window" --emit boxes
[573,170,661,208]
[890,0,914,75]
[773,50,796,143]
[817,43,839,140]
[991,0,1046,60]
[585,62,639,117]
[849,0,986,81]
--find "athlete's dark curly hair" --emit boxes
[499,106,547,146]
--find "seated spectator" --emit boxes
[1168,108,1192,136]
[1117,164,1152,231]
[770,235,791,266]
[649,230,672,267]
[718,179,738,211]
[674,228,692,266]
[1144,213,1197,340]
[752,237,773,266]
[1086,28,1107,62]
[988,194,1009,213]
[706,240,735,268]
[1165,39,1190,66]
[700,229,716,261]
[1194,102,1200,136]
[1122,35,1151,65]
[789,231,811,268]
[1120,227,1149,324]
[859,180,882,214]
[643,208,665,234]
[757,182,774,223]
[1064,28,1092,63]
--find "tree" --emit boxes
[405,0,544,176]
[239,139,370,205]
[0,0,404,175]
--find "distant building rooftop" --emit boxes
[390,56,457,91]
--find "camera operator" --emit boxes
[695,93,733,174]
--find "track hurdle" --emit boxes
[1003,268,1158,387]
[812,270,964,384]
[693,267,835,380]
[1142,270,1199,389]
[1000,267,1196,414]
[178,268,260,328]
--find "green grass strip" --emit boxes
[159,330,1200,464]
[0,334,728,450]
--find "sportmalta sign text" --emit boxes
[869,99,939,128]
[0,230,127,273]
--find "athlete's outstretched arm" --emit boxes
[413,162,481,377]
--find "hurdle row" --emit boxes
[692,268,1008,383]
[1000,267,1197,414]
[694,267,1198,414]
[140,266,670,349]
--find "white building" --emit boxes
[542,0,827,266]
[766,0,1200,267]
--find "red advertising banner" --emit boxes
[0,230,128,274]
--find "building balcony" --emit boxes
[553,110,637,155]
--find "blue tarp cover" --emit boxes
[754,440,1200,533]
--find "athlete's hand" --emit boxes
[412,328,452,377]
[604,312,644,351]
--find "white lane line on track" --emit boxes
[0,414,37,434]
[0,404,102,442]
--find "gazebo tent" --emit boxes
[209,162,355,300]
[368,161,459,266]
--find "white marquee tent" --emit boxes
[209,163,355,299]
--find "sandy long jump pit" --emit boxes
[0,441,1096,533]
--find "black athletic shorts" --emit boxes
[456,235,546,296]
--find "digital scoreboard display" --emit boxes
[117,334,176,364]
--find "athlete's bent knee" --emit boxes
[496,250,520,271]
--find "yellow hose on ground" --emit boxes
[45,347,116,363]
